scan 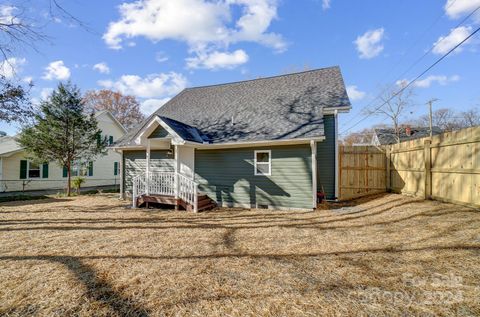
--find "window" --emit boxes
[108,135,114,145]
[254,150,271,176]
[28,162,40,178]
[65,162,93,177]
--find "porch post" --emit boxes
[174,145,179,210]
[146,139,151,195]
[310,140,317,210]
[119,150,124,199]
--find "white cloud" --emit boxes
[93,62,110,74]
[396,75,460,88]
[40,87,53,100]
[42,60,71,80]
[22,76,33,83]
[186,49,249,69]
[0,5,19,24]
[140,97,171,114]
[322,0,331,10]
[155,51,169,63]
[98,72,187,99]
[346,85,366,101]
[103,0,286,67]
[0,57,26,79]
[432,26,472,55]
[354,28,385,59]
[444,0,480,22]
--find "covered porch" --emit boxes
[122,116,216,212]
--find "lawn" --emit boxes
[0,194,479,316]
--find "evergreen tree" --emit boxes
[18,82,106,196]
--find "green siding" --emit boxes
[123,150,174,192]
[317,114,336,199]
[195,145,313,210]
[148,125,170,138]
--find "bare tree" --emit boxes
[415,108,461,131]
[459,108,480,128]
[0,1,85,123]
[364,83,415,143]
[83,90,145,130]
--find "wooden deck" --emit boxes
[136,193,216,212]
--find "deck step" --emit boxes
[135,193,216,212]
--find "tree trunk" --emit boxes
[67,161,71,196]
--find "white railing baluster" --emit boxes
[133,171,198,211]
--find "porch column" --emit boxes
[119,150,124,199]
[310,140,317,210]
[174,145,179,210]
[146,139,151,195]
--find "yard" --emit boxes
[0,194,479,316]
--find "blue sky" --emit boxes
[1,0,479,136]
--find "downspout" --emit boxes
[334,109,339,200]
[310,140,317,210]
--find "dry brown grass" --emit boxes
[0,193,479,316]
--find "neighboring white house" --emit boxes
[0,111,126,193]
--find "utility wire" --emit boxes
[340,23,480,136]
[340,4,480,135]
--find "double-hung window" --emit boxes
[254,150,271,176]
[28,162,41,178]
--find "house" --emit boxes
[114,66,351,211]
[372,126,443,145]
[0,111,126,193]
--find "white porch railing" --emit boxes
[132,172,198,212]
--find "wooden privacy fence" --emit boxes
[338,145,386,200]
[338,126,480,208]
[387,126,480,207]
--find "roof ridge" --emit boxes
[186,65,340,90]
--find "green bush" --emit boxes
[71,177,86,195]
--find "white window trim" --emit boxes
[254,150,271,176]
[71,162,92,177]
[27,161,41,179]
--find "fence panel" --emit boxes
[387,125,480,208]
[338,145,386,200]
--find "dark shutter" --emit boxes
[96,134,101,146]
[63,165,68,177]
[20,160,27,179]
[114,162,118,176]
[109,135,114,145]
[42,163,49,178]
[88,162,93,176]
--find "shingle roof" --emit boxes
[116,66,350,146]
[374,126,443,145]
[159,116,207,143]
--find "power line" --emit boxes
[340,23,480,136]
[340,4,480,136]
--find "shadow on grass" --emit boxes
[1,201,474,232]
[0,255,150,316]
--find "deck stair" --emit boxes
[132,171,215,212]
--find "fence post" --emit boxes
[385,146,391,192]
[424,139,432,199]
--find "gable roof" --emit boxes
[117,66,350,146]
[95,110,128,133]
[374,126,443,145]
[0,136,22,156]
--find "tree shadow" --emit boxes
[1,255,150,316]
